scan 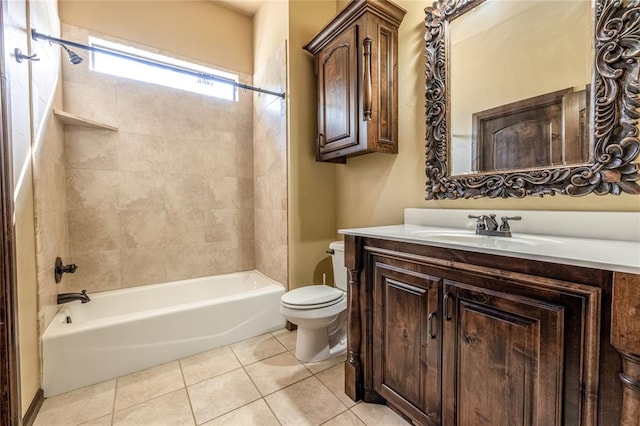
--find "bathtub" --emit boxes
[42,270,286,396]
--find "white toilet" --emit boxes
[280,241,348,362]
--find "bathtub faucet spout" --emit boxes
[57,289,90,304]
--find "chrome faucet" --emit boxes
[469,214,521,237]
[57,289,90,304]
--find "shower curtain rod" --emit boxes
[31,29,286,99]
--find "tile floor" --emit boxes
[34,329,409,425]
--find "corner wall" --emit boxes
[287,0,339,289]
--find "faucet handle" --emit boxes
[500,216,522,231]
[468,215,486,230]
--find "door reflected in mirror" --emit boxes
[449,0,592,176]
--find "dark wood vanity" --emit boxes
[343,234,640,425]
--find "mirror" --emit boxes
[424,0,640,199]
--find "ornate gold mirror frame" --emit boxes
[424,0,640,199]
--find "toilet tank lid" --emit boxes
[329,241,344,251]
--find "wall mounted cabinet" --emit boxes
[304,0,405,162]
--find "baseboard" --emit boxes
[22,388,44,426]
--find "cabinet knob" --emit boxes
[318,133,325,147]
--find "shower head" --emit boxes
[61,44,83,65]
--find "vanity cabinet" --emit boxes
[303,0,405,162]
[344,236,623,425]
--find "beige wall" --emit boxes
[61,24,254,292]
[335,0,640,232]
[58,0,253,75]
[287,0,339,289]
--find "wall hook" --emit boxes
[14,48,40,63]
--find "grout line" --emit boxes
[110,379,118,426]
[177,359,198,426]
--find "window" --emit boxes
[89,37,238,101]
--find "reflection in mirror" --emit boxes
[424,0,640,199]
[449,0,592,175]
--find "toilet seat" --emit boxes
[281,285,345,310]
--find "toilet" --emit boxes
[280,241,348,363]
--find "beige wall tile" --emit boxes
[237,239,255,271]
[165,208,205,245]
[164,173,205,209]
[67,169,119,211]
[64,128,118,171]
[164,244,209,281]
[68,210,120,253]
[203,136,236,178]
[205,176,238,208]
[120,209,166,248]
[164,138,205,175]
[204,209,239,242]
[116,82,165,137]
[118,171,165,210]
[162,90,204,140]
[63,80,118,126]
[68,250,121,293]
[205,241,238,275]
[60,24,258,294]
[121,247,168,287]
[118,133,164,173]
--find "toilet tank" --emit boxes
[330,241,347,292]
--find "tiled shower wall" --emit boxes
[30,2,69,335]
[61,24,254,293]
[253,43,288,286]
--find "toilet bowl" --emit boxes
[280,241,347,362]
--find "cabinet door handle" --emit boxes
[443,292,453,321]
[362,37,372,121]
[428,311,437,339]
[319,133,325,147]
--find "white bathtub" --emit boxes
[42,270,286,396]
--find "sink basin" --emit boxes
[410,229,559,247]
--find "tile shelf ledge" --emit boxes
[53,109,118,131]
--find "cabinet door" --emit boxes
[372,259,441,424]
[442,279,564,426]
[317,25,358,160]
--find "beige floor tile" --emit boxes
[351,402,409,425]
[201,399,280,426]
[230,333,287,365]
[323,410,366,426]
[316,363,356,408]
[245,351,311,396]
[188,368,261,424]
[303,352,347,374]
[271,328,297,351]
[114,361,184,411]
[265,376,347,426]
[180,345,242,385]
[34,380,115,426]
[112,388,194,425]
[78,414,112,426]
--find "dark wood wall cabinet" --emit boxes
[344,235,640,425]
[304,0,405,162]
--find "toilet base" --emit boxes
[294,327,347,363]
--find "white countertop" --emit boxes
[339,224,640,275]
